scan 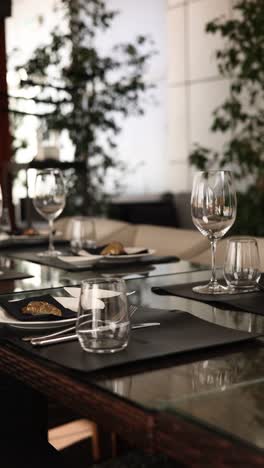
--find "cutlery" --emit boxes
[23,305,138,342]
[30,322,161,347]
[22,325,76,342]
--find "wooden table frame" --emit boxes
[0,343,263,467]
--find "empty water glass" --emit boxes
[76,278,130,353]
[70,217,96,253]
[224,237,260,292]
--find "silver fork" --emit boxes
[22,305,138,342]
[31,322,161,347]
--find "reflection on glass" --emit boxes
[103,377,133,397]
[191,359,241,392]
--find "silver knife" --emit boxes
[23,325,76,342]
[30,322,160,347]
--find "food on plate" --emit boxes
[101,241,126,256]
[21,227,40,236]
[22,301,62,317]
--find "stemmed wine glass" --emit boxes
[191,170,237,294]
[33,168,66,257]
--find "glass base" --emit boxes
[78,338,128,354]
[37,250,63,257]
[81,344,127,354]
[226,285,258,294]
[193,282,228,295]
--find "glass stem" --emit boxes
[49,219,55,253]
[210,238,217,285]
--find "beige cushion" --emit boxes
[55,217,130,243]
[92,218,131,243]
[134,224,208,259]
[99,224,137,246]
[191,238,227,267]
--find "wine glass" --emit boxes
[191,170,237,294]
[70,217,96,253]
[33,168,66,256]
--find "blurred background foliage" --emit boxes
[189,0,264,235]
[12,0,155,216]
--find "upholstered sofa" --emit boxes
[55,217,264,270]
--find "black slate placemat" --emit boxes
[7,249,179,271]
[152,281,264,316]
[0,237,68,249]
[0,268,33,281]
[2,307,259,374]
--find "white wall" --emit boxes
[97,0,168,195]
[167,0,233,192]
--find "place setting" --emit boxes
[0,274,261,376]
[0,279,159,335]
[1,169,262,375]
[6,170,178,271]
[45,214,177,269]
[153,171,264,316]
[10,238,168,272]
[58,241,157,270]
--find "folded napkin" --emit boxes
[64,287,121,300]
[80,245,149,256]
[58,254,102,265]
[55,295,105,311]
[0,295,76,322]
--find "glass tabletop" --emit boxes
[96,345,264,450]
[0,254,207,295]
[1,267,264,452]
[92,270,264,452]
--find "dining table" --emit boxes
[0,244,264,467]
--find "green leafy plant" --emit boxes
[189,0,264,235]
[13,0,154,215]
